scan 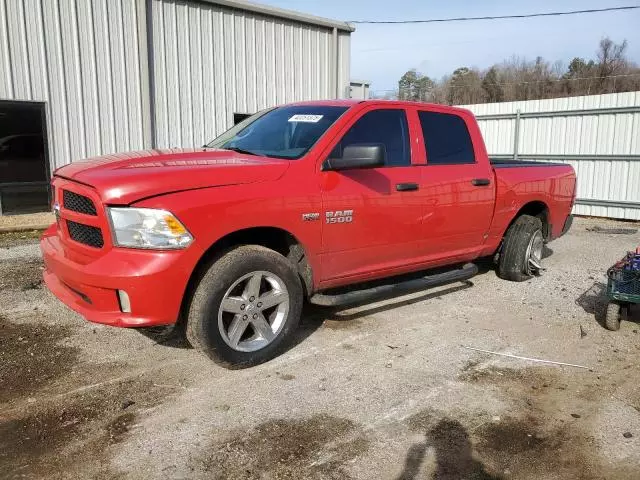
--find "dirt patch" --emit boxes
[0,316,79,404]
[460,359,481,373]
[198,414,369,479]
[402,407,639,480]
[104,412,136,445]
[472,415,640,480]
[477,416,547,454]
[454,365,640,479]
[459,364,614,407]
[0,316,186,478]
[0,230,43,249]
[398,364,640,478]
[472,415,616,479]
[0,377,174,479]
[459,365,541,384]
[0,257,44,291]
[1,404,90,478]
[322,319,363,330]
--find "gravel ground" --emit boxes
[0,230,43,249]
[1,217,639,480]
[0,213,53,231]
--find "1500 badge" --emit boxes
[325,210,353,224]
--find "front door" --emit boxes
[319,107,423,283]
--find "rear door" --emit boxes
[319,106,424,283]
[415,108,495,260]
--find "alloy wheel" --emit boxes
[217,270,290,352]
[525,229,544,275]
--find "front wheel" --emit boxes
[186,245,303,368]
[498,215,544,282]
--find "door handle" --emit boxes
[396,182,419,192]
[471,178,491,186]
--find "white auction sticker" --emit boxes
[288,114,324,123]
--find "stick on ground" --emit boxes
[461,345,591,370]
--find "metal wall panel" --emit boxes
[338,32,351,99]
[151,0,350,148]
[0,0,151,170]
[461,92,640,220]
[1,0,352,192]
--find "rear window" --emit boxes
[418,111,475,165]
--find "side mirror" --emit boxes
[322,144,386,171]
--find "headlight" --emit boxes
[107,207,193,249]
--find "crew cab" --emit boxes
[41,100,576,367]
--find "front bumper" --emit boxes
[40,224,195,327]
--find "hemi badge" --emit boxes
[302,213,320,221]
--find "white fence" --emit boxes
[461,92,640,220]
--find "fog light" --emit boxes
[117,290,131,313]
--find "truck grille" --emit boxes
[63,190,97,216]
[66,220,104,248]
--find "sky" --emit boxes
[254,0,640,93]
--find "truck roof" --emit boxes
[286,99,471,114]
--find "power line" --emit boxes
[350,5,640,24]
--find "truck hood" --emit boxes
[54,149,290,204]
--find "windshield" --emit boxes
[206,105,349,159]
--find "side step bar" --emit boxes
[309,263,478,307]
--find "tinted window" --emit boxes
[331,109,410,167]
[418,111,475,165]
[207,106,348,159]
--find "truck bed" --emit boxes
[490,158,566,168]
[485,159,576,247]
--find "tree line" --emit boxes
[386,38,640,105]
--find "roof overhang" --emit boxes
[196,0,355,32]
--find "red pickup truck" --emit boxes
[41,100,576,367]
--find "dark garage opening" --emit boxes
[233,112,252,125]
[0,101,50,215]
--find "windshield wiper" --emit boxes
[222,146,259,156]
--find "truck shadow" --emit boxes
[136,279,476,355]
[135,325,192,348]
[292,281,474,348]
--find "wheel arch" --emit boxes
[179,227,314,326]
[505,200,550,240]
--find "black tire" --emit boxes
[186,245,303,368]
[498,214,544,282]
[605,302,627,331]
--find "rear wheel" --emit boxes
[186,245,303,368]
[498,215,544,282]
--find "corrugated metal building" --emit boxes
[461,91,640,220]
[0,0,353,214]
